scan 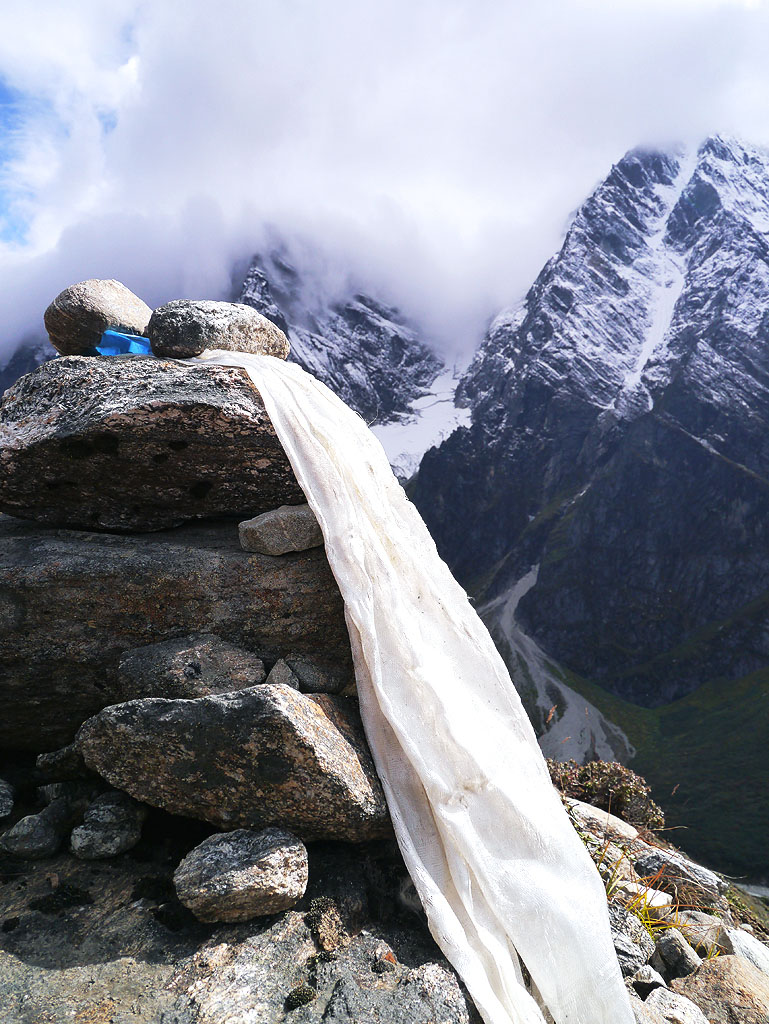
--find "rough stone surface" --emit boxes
[70,790,147,859]
[644,987,709,1023]
[609,903,655,976]
[239,503,324,556]
[284,653,355,695]
[148,299,290,359]
[0,791,90,859]
[77,684,390,841]
[36,742,91,783]
[566,798,639,845]
[672,955,769,1023]
[674,911,731,956]
[634,847,727,902]
[118,634,266,700]
[266,658,301,689]
[0,778,14,818]
[0,355,305,531]
[0,825,479,1024]
[630,992,669,1023]
[173,827,308,922]
[0,516,352,750]
[631,964,668,998]
[651,929,702,980]
[43,279,152,355]
[725,925,769,977]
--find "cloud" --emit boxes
[0,0,768,358]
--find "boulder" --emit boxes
[725,926,769,977]
[70,790,146,859]
[0,516,352,750]
[609,903,655,976]
[650,929,702,980]
[631,965,668,999]
[118,634,265,700]
[0,356,305,532]
[148,300,289,359]
[566,797,639,845]
[239,503,323,556]
[76,684,390,842]
[0,785,94,859]
[173,827,308,922]
[43,279,151,356]
[265,658,301,689]
[633,847,726,902]
[0,778,14,818]
[672,955,769,1023]
[643,987,709,1023]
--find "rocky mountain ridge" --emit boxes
[237,249,442,426]
[411,135,769,876]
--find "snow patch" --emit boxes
[373,364,471,480]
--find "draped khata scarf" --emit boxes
[193,349,635,1024]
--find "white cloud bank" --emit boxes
[0,0,768,358]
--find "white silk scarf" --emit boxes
[193,350,634,1024]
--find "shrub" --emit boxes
[547,758,665,831]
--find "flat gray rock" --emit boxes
[43,279,152,356]
[609,902,655,976]
[0,355,305,531]
[239,503,323,556]
[70,790,147,859]
[118,634,265,700]
[0,516,351,750]
[148,300,289,359]
[76,684,390,842]
[173,827,308,922]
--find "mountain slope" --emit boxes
[238,251,442,426]
[411,136,769,875]
[413,136,769,707]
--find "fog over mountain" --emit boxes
[3,0,769,360]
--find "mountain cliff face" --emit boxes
[411,136,769,874]
[238,251,441,425]
[414,136,769,706]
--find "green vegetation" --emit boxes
[554,663,769,878]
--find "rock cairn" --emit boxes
[1,279,768,1023]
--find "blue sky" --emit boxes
[1,0,769,359]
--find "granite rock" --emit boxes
[43,279,151,356]
[672,955,769,1023]
[644,987,709,1023]
[148,300,289,359]
[70,790,147,859]
[239,503,323,556]
[118,634,265,700]
[650,929,702,980]
[0,355,304,531]
[173,827,308,922]
[0,516,352,750]
[76,684,390,842]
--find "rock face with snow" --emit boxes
[238,250,442,425]
[416,137,769,703]
[412,136,769,873]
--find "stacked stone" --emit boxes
[0,279,389,926]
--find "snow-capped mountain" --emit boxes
[237,250,442,428]
[411,136,769,874]
[0,336,55,395]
